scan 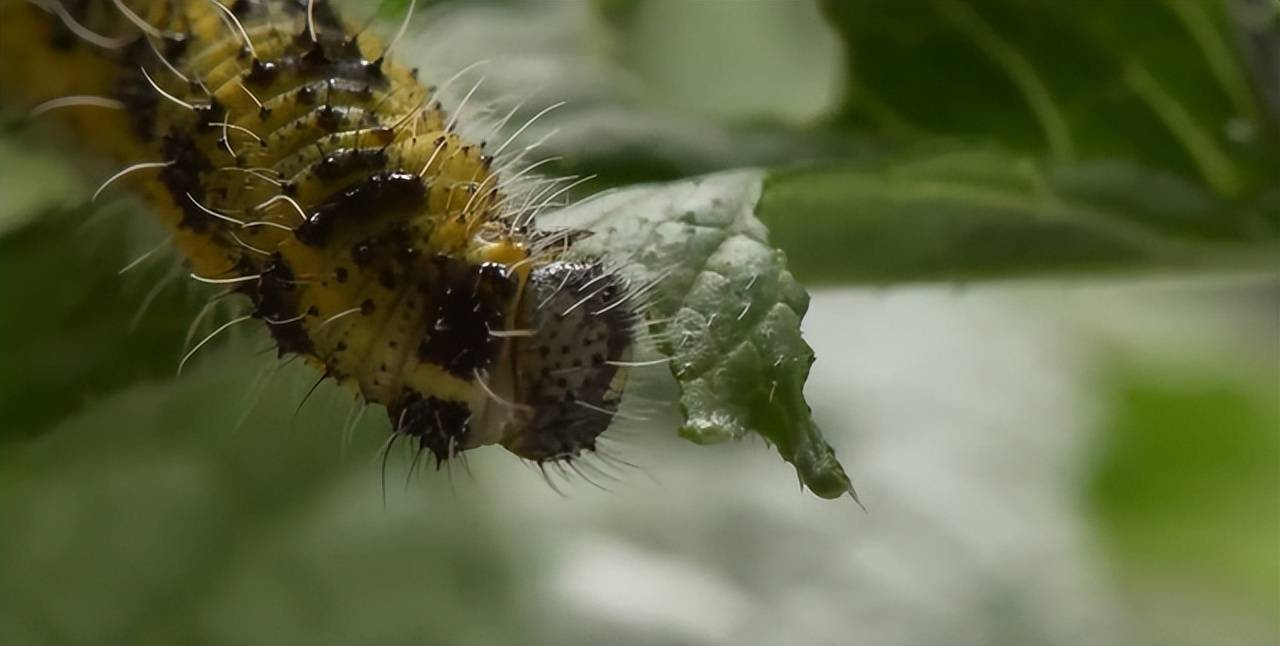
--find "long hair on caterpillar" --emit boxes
[0,0,678,484]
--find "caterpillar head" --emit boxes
[500,260,636,461]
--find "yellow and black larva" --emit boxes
[0,0,640,465]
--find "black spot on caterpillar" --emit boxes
[0,0,644,468]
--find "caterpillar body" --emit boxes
[0,0,639,466]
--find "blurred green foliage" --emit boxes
[0,352,536,646]
[0,207,198,441]
[1089,365,1279,638]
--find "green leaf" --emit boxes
[758,148,1280,285]
[1087,366,1280,634]
[0,133,81,238]
[0,205,201,443]
[821,0,1280,198]
[539,171,855,500]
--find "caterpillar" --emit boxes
[0,0,642,467]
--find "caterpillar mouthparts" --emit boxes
[0,0,644,466]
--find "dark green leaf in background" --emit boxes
[758,148,1280,285]
[821,0,1280,199]
[0,206,201,443]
